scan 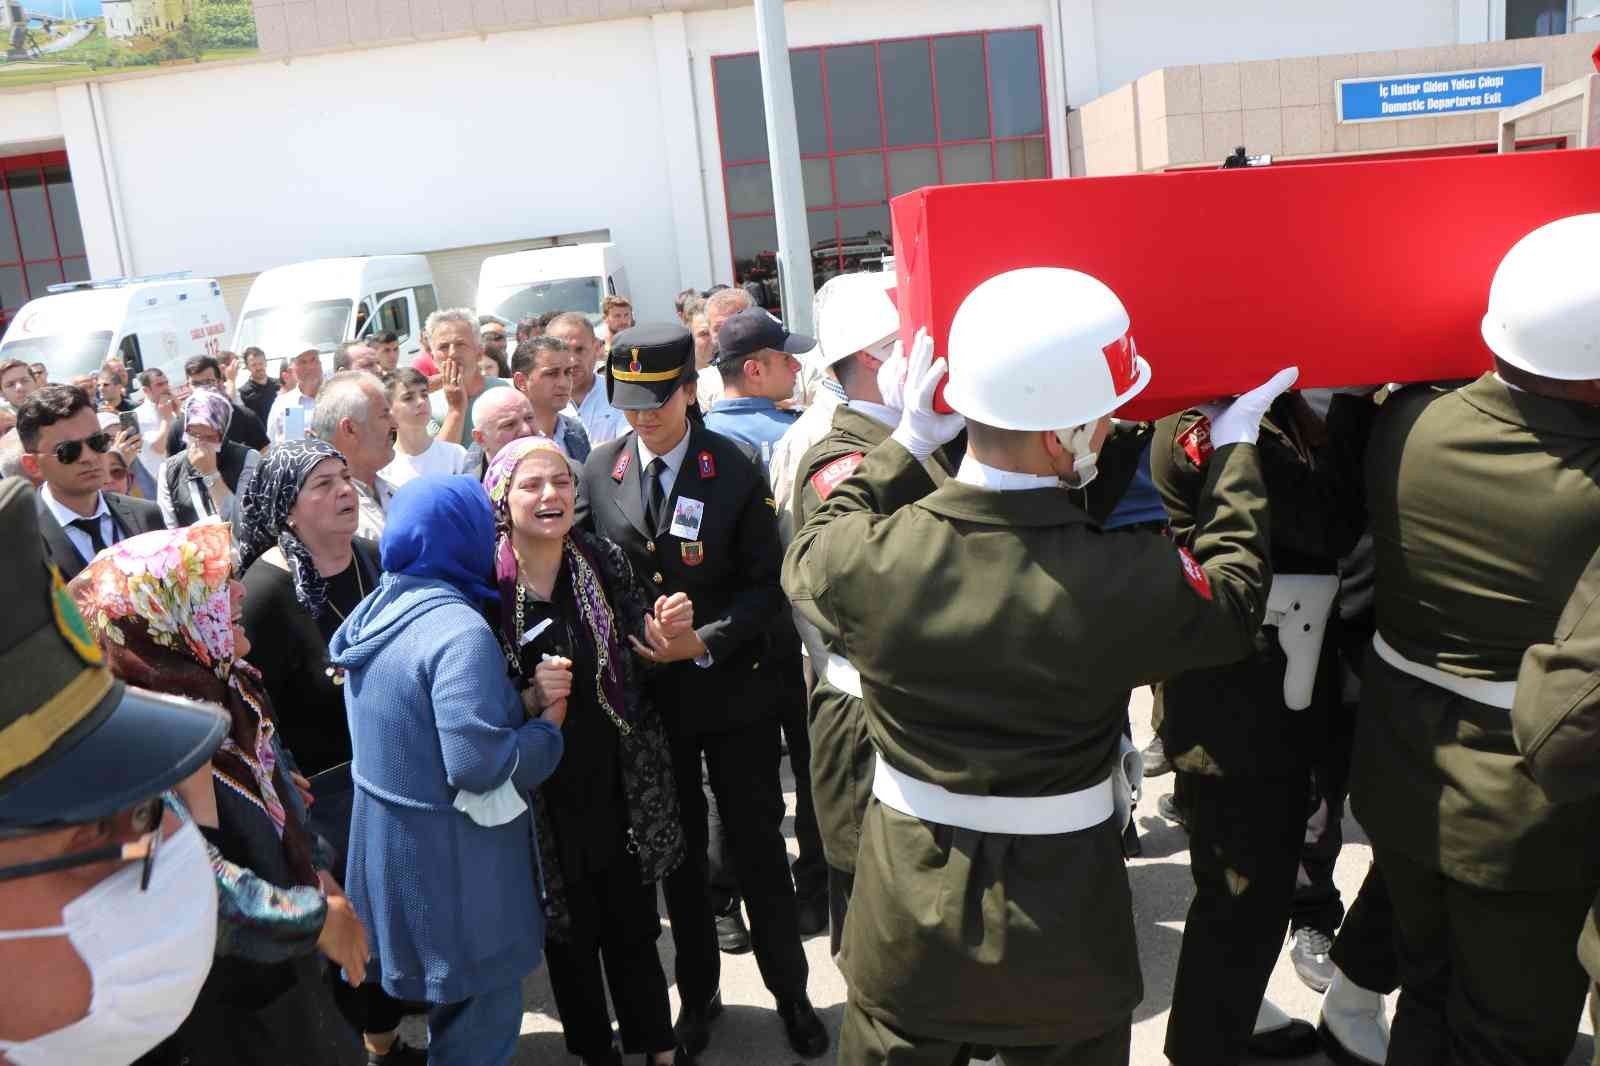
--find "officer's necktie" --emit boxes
[644,458,667,533]
[69,516,109,556]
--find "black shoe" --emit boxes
[1157,792,1187,829]
[796,892,829,937]
[1120,818,1142,858]
[1142,736,1171,777]
[366,1038,427,1066]
[1248,1019,1320,1059]
[642,1047,697,1066]
[777,996,829,1058]
[582,1051,623,1066]
[715,905,751,954]
[673,990,723,1056]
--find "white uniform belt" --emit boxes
[824,653,864,699]
[871,755,1114,835]
[1372,632,1516,710]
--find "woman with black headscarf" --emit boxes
[237,439,422,1066]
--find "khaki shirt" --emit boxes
[782,436,1271,1043]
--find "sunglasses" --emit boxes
[0,797,166,891]
[39,431,113,465]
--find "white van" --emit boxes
[233,256,438,365]
[0,274,231,384]
[475,243,628,327]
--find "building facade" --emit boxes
[0,0,1595,334]
[102,0,194,39]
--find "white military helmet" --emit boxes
[813,271,899,371]
[944,267,1151,430]
[1481,212,1600,381]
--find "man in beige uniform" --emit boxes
[784,267,1295,1064]
[1349,213,1600,1066]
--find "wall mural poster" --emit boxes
[0,0,256,89]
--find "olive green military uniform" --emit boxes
[782,433,1272,1063]
[1350,374,1600,1066]
[1514,543,1600,1066]
[1151,396,1367,1066]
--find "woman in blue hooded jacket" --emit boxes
[329,475,566,1066]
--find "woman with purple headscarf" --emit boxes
[157,387,263,527]
[482,436,697,1066]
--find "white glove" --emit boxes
[889,329,965,461]
[875,340,908,417]
[1199,367,1300,447]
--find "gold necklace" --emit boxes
[323,558,365,687]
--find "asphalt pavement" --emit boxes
[400,687,1596,1065]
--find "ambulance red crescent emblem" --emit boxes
[1178,547,1212,600]
[611,451,631,482]
[1101,333,1138,395]
[810,452,865,500]
[698,451,716,479]
[1177,417,1214,467]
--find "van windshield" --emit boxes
[0,332,115,381]
[235,299,352,356]
[487,278,602,326]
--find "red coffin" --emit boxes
[889,148,1600,421]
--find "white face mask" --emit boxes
[0,819,218,1066]
[1055,423,1100,490]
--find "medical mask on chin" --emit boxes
[1055,424,1100,490]
[0,819,218,1066]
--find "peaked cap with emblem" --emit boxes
[606,323,696,411]
[0,478,227,833]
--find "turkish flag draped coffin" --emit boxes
[889,148,1600,421]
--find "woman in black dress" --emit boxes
[237,439,423,1066]
[483,436,693,1066]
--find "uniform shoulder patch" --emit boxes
[610,450,632,482]
[811,452,866,500]
[698,450,716,479]
[1177,416,1214,467]
[1177,547,1212,601]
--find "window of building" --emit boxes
[0,153,89,337]
[1506,0,1572,37]
[713,28,1051,307]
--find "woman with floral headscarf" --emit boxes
[483,436,696,1066]
[157,388,262,528]
[237,439,424,1066]
[69,522,368,1066]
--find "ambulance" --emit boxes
[0,274,231,384]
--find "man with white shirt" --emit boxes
[18,385,164,580]
[462,385,538,481]
[511,336,590,463]
[266,347,325,443]
[546,312,627,446]
[132,368,180,483]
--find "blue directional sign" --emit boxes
[1337,65,1545,123]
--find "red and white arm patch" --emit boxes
[1177,417,1214,467]
[810,452,866,501]
[1177,547,1213,601]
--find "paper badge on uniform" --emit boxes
[669,497,705,540]
[680,541,705,567]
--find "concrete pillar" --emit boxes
[53,82,129,278]
[651,11,715,293]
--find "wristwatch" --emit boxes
[201,473,219,488]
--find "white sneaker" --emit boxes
[1318,967,1390,1066]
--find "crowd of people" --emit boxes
[0,209,1598,1066]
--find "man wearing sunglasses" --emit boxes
[18,385,165,581]
[0,476,228,1064]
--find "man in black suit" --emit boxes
[18,385,165,580]
[576,323,828,1060]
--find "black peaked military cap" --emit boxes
[606,323,697,411]
[0,478,227,834]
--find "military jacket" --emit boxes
[1514,544,1600,981]
[1350,374,1600,891]
[577,424,787,735]
[781,437,1271,1043]
[1151,395,1368,778]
